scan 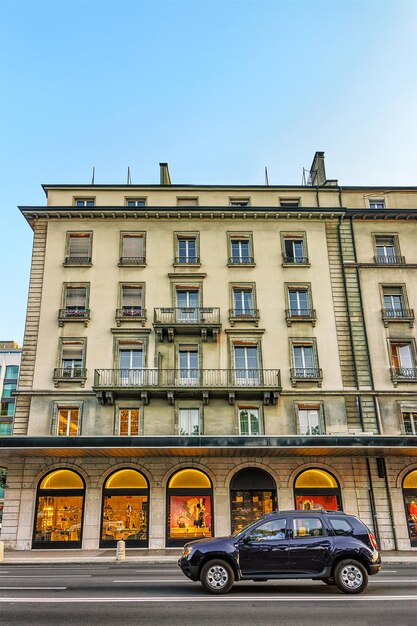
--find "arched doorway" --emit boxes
[230,468,277,534]
[100,469,149,548]
[166,468,213,546]
[294,468,342,511]
[403,469,417,546]
[33,469,85,549]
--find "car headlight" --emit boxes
[182,546,192,558]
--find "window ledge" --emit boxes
[282,262,311,269]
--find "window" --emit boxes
[121,285,143,316]
[369,199,385,209]
[283,236,308,264]
[5,365,19,379]
[228,233,254,264]
[119,408,140,436]
[391,342,415,372]
[126,198,146,207]
[119,347,144,385]
[288,288,310,316]
[329,518,353,536]
[297,405,322,435]
[383,286,404,314]
[1,401,15,417]
[279,198,300,207]
[179,408,200,435]
[374,235,403,264]
[177,197,198,206]
[59,341,85,378]
[75,198,95,207]
[292,517,324,538]
[178,347,199,385]
[64,286,88,315]
[239,407,262,435]
[65,233,92,265]
[120,233,145,264]
[176,289,200,322]
[167,469,213,546]
[234,345,260,385]
[176,235,199,264]
[2,383,16,398]
[232,287,257,319]
[246,518,287,542]
[57,407,79,436]
[293,345,314,376]
[229,198,250,207]
[402,410,417,435]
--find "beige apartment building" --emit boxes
[0,152,416,551]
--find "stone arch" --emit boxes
[98,462,154,490]
[225,461,278,492]
[396,464,417,489]
[286,461,344,489]
[161,460,216,490]
[31,461,91,490]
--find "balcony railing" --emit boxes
[116,307,147,326]
[64,256,92,265]
[53,367,87,387]
[58,307,90,326]
[282,255,309,265]
[174,256,200,264]
[290,367,323,387]
[154,307,220,325]
[228,256,255,265]
[374,255,405,265]
[381,308,414,327]
[229,308,260,324]
[285,309,317,325]
[391,367,417,385]
[94,368,281,389]
[119,256,146,265]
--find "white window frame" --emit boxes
[179,408,201,436]
[296,404,323,435]
[238,406,262,436]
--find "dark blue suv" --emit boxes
[178,510,381,594]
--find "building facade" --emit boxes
[1,153,416,551]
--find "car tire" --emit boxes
[200,559,235,594]
[321,577,336,586]
[334,559,368,594]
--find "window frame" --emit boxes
[295,402,325,435]
[125,197,147,207]
[119,231,146,266]
[279,197,301,208]
[64,231,93,266]
[237,404,263,436]
[51,401,83,436]
[54,338,87,386]
[289,338,322,387]
[281,231,309,266]
[285,282,315,326]
[177,406,202,436]
[173,231,200,266]
[389,339,417,383]
[229,197,251,207]
[116,282,146,325]
[372,232,404,264]
[398,403,417,435]
[227,231,255,266]
[74,197,95,207]
[369,198,385,210]
[229,282,259,325]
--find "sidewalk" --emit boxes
[1,548,417,565]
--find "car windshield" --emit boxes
[231,520,259,538]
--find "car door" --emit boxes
[238,517,289,576]
[287,516,332,574]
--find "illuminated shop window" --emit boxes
[403,470,417,547]
[33,470,85,549]
[101,469,149,548]
[230,468,277,535]
[167,469,213,546]
[294,468,341,512]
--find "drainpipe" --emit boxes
[365,457,381,545]
[380,457,399,551]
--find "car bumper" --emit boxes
[178,557,200,581]
[369,563,382,575]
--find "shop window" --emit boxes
[230,468,277,535]
[33,469,85,549]
[167,468,213,546]
[403,470,417,547]
[101,469,149,548]
[294,468,341,512]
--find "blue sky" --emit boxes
[0,0,416,343]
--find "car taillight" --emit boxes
[369,532,378,550]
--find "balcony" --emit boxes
[63,256,92,266]
[374,255,405,265]
[153,307,221,341]
[93,368,281,406]
[391,367,417,386]
[285,308,317,326]
[119,256,146,266]
[58,307,90,327]
[381,308,414,328]
[229,308,260,326]
[290,367,323,387]
[228,256,255,266]
[115,307,147,327]
[174,256,200,266]
[53,368,87,388]
[282,255,310,266]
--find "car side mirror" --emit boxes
[241,534,251,544]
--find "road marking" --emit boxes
[380,570,398,573]
[0,595,416,603]
[113,579,190,583]
[0,587,67,590]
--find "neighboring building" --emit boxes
[0,153,416,551]
[0,341,21,528]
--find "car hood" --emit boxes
[184,536,234,550]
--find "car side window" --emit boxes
[329,518,353,536]
[246,519,287,542]
[292,517,323,538]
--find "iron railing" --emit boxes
[94,368,281,389]
[282,255,309,264]
[374,255,405,265]
[64,256,91,265]
[53,368,87,380]
[285,308,316,320]
[382,308,414,320]
[228,256,255,264]
[58,307,90,321]
[119,256,146,265]
[154,307,220,324]
[229,308,259,320]
[116,307,147,319]
[174,256,200,264]
[391,367,417,381]
[290,367,322,380]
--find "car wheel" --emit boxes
[334,559,368,594]
[200,559,234,594]
[321,577,336,586]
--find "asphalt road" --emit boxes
[0,563,416,625]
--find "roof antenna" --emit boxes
[265,166,269,186]
[91,166,95,185]
[127,166,132,185]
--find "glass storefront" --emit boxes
[403,470,417,547]
[33,469,85,549]
[100,469,149,547]
[167,469,213,546]
[230,468,277,534]
[294,468,342,511]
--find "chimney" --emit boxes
[309,151,326,186]
[159,162,171,185]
